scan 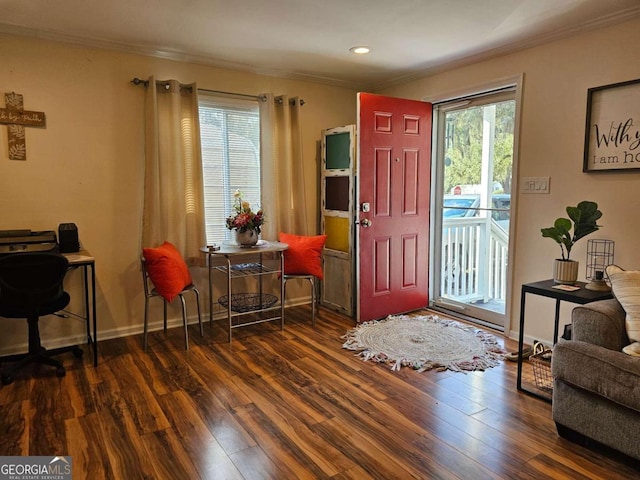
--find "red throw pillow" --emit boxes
[142,241,193,302]
[279,233,327,279]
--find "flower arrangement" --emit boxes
[225,190,264,234]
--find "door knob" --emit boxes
[358,218,372,228]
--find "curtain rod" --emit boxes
[131,77,264,102]
[131,77,304,105]
[199,87,266,102]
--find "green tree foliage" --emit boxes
[443,100,515,194]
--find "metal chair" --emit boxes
[0,252,83,385]
[140,256,203,351]
[283,274,317,326]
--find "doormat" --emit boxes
[342,314,506,373]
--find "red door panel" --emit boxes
[357,93,432,322]
[374,237,391,294]
[402,234,418,288]
[374,148,391,216]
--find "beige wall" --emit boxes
[379,17,640,341]
[2,17,640,351]
[0,34,357,349]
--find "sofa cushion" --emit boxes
[552,339,640,413]
[572,299,628,351]
[606,265,640,344]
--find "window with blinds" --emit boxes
[198,94,261,244]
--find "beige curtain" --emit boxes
[260,94,308,239]
[141,77,206,264]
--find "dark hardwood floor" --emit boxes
[0,306,637,479]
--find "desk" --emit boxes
[201,241,288,341]
[517,279,612,401]
[63,250,98,367]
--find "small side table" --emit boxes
[201,241,288,341]
[517,279,613,402]
[63,250,98,367]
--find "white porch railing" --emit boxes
[441,217,508,304]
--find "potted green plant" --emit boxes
[540,200,603,284]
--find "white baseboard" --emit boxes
[0,295,313,357]
[507,332,554,350]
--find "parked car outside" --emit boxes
[441,193,511,289]
[443,193,510,231]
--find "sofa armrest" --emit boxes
[571,299,629,351]
[552,339,640,413]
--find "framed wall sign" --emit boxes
[583,78,640,173]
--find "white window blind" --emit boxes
[198,94,261,244]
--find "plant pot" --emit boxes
[235,229,259,246]
[553,259,579,284]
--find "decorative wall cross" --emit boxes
[0,92,46,160]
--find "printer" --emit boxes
[0,229,59,255]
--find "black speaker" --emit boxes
[58,223,80,253]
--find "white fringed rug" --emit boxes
[342,314,506,373]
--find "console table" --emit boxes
[201,241,288,341]
[517,279,613,401]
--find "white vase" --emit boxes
[553,259,579,284]
[235,229,259,246]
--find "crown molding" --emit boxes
[0,23,365,90]
[3,4,640,93]
[370,6,640,91]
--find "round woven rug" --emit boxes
[342,314,505,372]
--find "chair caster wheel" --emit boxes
[1,374,14,385]
[73,348,84,358]
[56,367,66,378]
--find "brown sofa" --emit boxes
[551,298,640,462]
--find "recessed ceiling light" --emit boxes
[350,46,370,55]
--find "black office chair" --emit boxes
[0,252,83,385]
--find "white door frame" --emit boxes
[426,75,523,336]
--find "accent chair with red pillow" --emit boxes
[142,241,193,302]
[278,232,327,326]
[278,232,327,279]
[141,241,202,351]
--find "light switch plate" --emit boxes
[521,176,550,194]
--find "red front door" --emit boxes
[357,93,432,322]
